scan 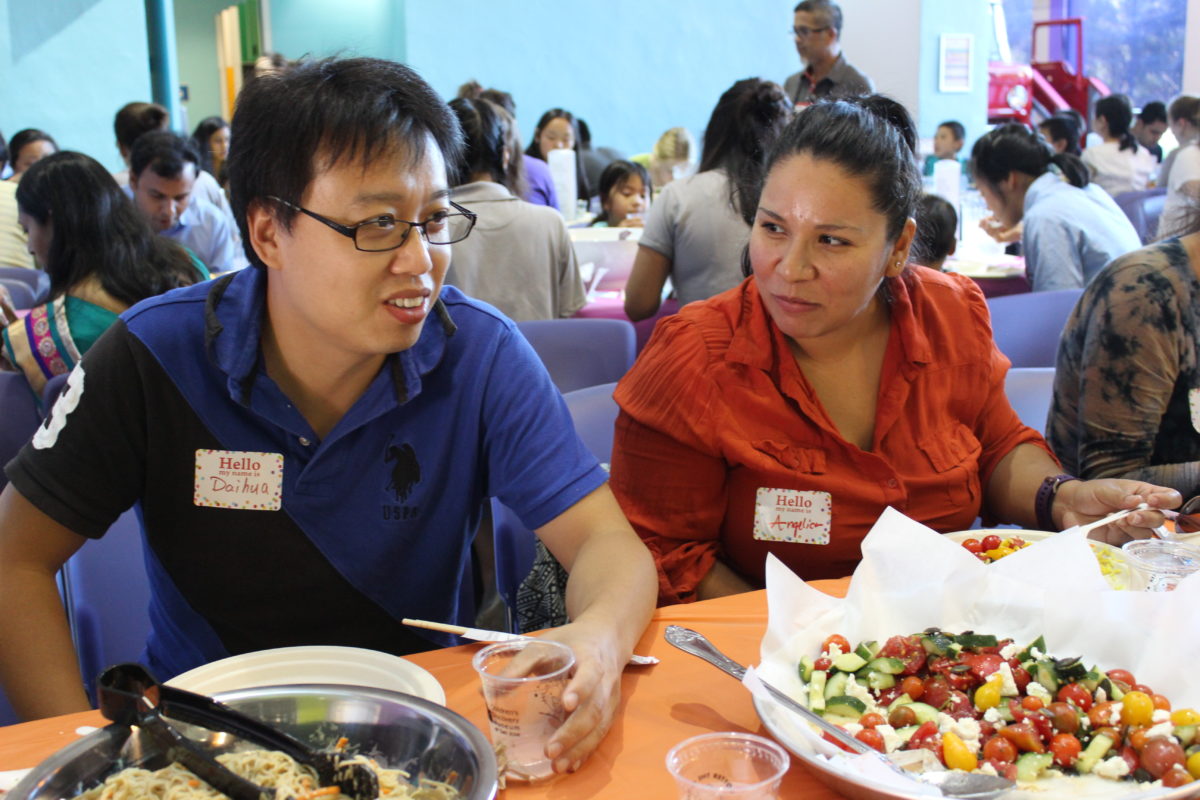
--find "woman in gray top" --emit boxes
[625,79,791,320]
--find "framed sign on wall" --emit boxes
[939,33,974,93]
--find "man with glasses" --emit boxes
[783,0,874,108]
[0,58,656,776]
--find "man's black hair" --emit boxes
[939,120,966,142]
[794,0,843,35]
[114,102,170,151]
[226,57,464,270]
[129,131,200,180]
[1138,101,1168,126]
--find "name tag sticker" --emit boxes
[194,449,283,511]
[753,488,831,545]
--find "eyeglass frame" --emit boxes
[790,25,831,38]
[266,195,477,252]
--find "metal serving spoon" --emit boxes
[664,626,1014,800]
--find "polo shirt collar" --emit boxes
[1024,170,1063,214]
[804,53,850,88]
[203,268,457,408]
[724,274,932,371]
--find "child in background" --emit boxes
[914,193,958,270]
[923,120,965,176]
[590,160,651,228]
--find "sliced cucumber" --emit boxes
[885,693,914,713]
[824,670,849,700]
[1076,732,1115,774]
[866,671,896,691]
[854,640,880,661]
[921,632,954,656]
[894,724,918,744]
[799,655,815,682]
[832,652,868,673]
[1055,656,1088,682]
[904,701,940,724]
[954,633,998,650]
[1176,725,1196,747]
[1034,660,1059,694]
[1017,635,1046,663]
[825,695,867,718]
[1080,670,1103,693]
[809,670,828,713]
[1015,752,1054,782]
[866,656,906,675]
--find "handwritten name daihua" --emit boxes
[210,476,270,494]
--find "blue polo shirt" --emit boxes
[8,268,606,677]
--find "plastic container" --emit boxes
[1121,539,1200,591]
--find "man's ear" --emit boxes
[246,199,284,271]
[128,172,139,192]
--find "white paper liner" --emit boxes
[755,507,1200,799]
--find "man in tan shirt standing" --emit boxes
[783,0,874,108]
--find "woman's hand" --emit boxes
[1053,479,1182,545]
[535,617,628,774]
[980,216,1022,244]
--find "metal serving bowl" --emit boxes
[9,684,497,800]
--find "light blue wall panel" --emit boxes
[1,0,153,172]
[270,0,404,63]
[917,0,992,149]
[174,0,230,132]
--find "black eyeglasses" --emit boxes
[268,196,477,252]
[791,25,830,37]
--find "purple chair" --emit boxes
[986,288,1083,368]
[1114,188,1167,244]
[492,382,620,631]
[0,266,49,303]
[0,278,35,310]
[1004,367,1056,435]
[516,319,635,394]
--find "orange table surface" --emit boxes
[0,580,851,798]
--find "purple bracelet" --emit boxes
[1036,473,1078,531]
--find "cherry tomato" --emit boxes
[1121,691,1155,726]
[1029,712,1055,743]
[859,712,886,729]
[1134,683,1156,695]
[983,735,1018,764]
[1152,693,1172,711]
[876,686,905,707]
[900,676,925,701]
[961,538,983,554]
[961,653,1004,682]
[1106,669,1136,690]
[1049,733,1082,768]
[814,656,832,671]
[923,675,952,710]
[907,721,942,753]
[1011,665,1032,694]
[943,731,978,771]
[1128,727,1150,752]
[1057,683,1093,711]
[856,728,886,752]
[1141,737,1187,779]
[822,634,851,656]
[1007,699,1027,724]
[974,678,1003,711]
[1172,708,1200,726]
[982,760,1018,782]
[943,690,978,720]
[975,553,989,562]
[880,635,927,675]
[1187,750,1200,779]
[823,730,858,753]
[889,705,918,728]
[981,534,1002,551]
[1118,743,1140,773]
[1163,765,1194,788]
[999,721,1046,753]
[1047,702,1080,734]
[1021,695,1045,711]
[1007,536,1026,548]
[1088,700,1119,729]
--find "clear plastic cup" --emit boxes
[1122,539,1200,591]
[666,732,790,799]
[471,639,574,783]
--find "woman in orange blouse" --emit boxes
[609,97,1180,605]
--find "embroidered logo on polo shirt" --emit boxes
[385,441,421,501]
[34,366,85,450]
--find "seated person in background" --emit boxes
[5,129,58,182]
[0,59,655,773]
[577,118,625,196]
[445,97,585,321]
[971,123,1141,291]
[526,108,591,205]
[634,127,697,192]
[112,102,233,225]
[128,131,244,273]
[1159,96,1200,239]
[923,120,964,176]
[1082,94,1157,197]
[624,78,792,321]
[590,160,650,228]
[0,144,34,269]
[1133,101,1169,163]
[453,82,557,210]
[2,152,206,395]
[192,115,232,188]
[912,193,957,270]
[1049,208,1200,495]
[609,97,1178,603]
[1038,116,1082,156]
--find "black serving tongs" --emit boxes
[97,663,380,800]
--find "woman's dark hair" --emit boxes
[699,78,792,223]
[913,194,958,267]
[191,115,230,176]
[449,97,508,187]
[524,108,591,201]
[591,160,651,226]
[1095,94,1137,153]
[15,152,203,303]
[453,83,526,196]
[739,96,921,276]
[0,129,6,172]
[972,122,1089,190]
[7,129,57,171]
[113,102,169,152]
[226,57,464,270]
[1038,116,1081,155]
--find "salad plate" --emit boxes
[945,529,1132,590]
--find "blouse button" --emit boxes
[299,436,312,447]
[887,478,899,489]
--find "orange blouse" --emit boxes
[610,269,1050,605]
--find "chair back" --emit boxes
[0,266,49,302]
[1004,367,1057,435]
[0,278,36,309]
[516,318,635,393]
[987,288,1082,368]
[1114,188,1167,244]
[563,382,619,467]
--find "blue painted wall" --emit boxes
[175,0,230,132]
[1,0,153,172]
[271,0,405,64]
[917,0,992,150]
[402,1,797,158]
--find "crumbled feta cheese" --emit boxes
[983,707,1005,724]
[1152,709,1172,724]
[1044,768,1064,778]
[1108,704,1123,726]
[1095,687,1107,703]
[827,642,844,658]
[843,676,876,708]
[1146,721,1176,740]
[877,724,903,753]
[937,712,956,733]
[999,642,1020,660]
[947,718,982,753]
[977,761,999,777]
[1025,681,1053,704]
[1079,714,1091,729]
[1030,646,1045,660]
[843,722,864,736]
[996,661,1019,696]
[1093,756,1131,780]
